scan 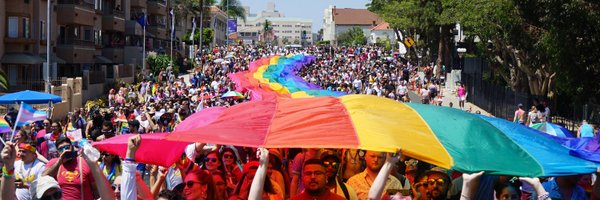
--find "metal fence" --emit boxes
[461,57,600,132]
[461,58,546,120]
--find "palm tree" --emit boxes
[261,19,274,44]
[217,0,246,21]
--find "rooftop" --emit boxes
[333,8,384,26]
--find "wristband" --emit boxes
[125,158,136,162]
[2,166,14,176]
[2,166,15,179]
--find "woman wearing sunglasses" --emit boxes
[202,150,226,174]
[183,169,216,200]
[221,148,242,193]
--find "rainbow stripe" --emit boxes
[228,55,346,100]
[168,95,600,177]
[0,118,11,133]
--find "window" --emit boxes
[23,17,30,38]
[40,21,46,40]
[84,28,92,41]
[8,16,18,38]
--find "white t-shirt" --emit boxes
[15,159,45,200]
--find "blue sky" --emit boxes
[237,0,370,33]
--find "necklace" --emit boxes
[347,150,358,164]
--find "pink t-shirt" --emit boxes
[46,157,95,200]
[457,86,466,97]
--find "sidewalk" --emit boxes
[409,72,491,115]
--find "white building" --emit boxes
[235,3,313,46]
[322,6,386,44]
[369,22,396,44]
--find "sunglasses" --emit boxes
[185,181,204,188]
[223,154,234,159]
[427,178,445,185]
[323,161,339,167]
[111,184,121,190]
[57,145,71,153]
[204,158,218,163]
[404,159,419,166]
[40,190,62,200]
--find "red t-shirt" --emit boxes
[290,190,346,200]
[46,157,95,200]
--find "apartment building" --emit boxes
[0,0,170,94]
[236,3,313,46]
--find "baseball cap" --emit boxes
[320,149,341,162]
[34,176,60,199]
[426,167,451,179]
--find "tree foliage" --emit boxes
[217,0,246,21]
[183,28,214,46]
[337,27,367,46]
[369,0,600,102]
[146,53,180,75]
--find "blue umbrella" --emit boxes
[530,122,574,137]
[0,90,62,104]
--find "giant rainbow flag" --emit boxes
[228,55,346,101]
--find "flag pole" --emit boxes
[170,6,174,69]
[9,102,23,142]
[143,13,146,75]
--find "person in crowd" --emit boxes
[513,104,526,124]
[99,151,122,184]
[457,83,466,110]
[346,150,403,199]
[212,170,229,200]
[39,122,65,160]
[202,150,227,173]
[526,106,541,126]
[14,142,46,200]
[320,150,358,200]
[183,169,216,200]
[578,120,595,138]
[221,147,243,192]
[268,149,287,198]
[229,161,283,200]
[290,148,322,196]
[42,137,97,200]
[423,167,451,200]
[542,175,587,199]
[290,159,346,200]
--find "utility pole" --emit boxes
[45,0,52,93]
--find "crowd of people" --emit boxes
[0,44,597,200]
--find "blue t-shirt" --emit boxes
[581,124,594,138]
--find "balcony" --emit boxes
[147,0,167,16]
[125,20,143,36]
[56,38,96,63]
[131,0,147,8]
[102,10,125,32]
[102,48,124,64]
[148,25,168,40]
[57,0,97,26]
[5,0,30,15]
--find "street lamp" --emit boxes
[454,47,467,87]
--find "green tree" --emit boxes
[217,0,246,21]
[282,37,289,45]
[146,53,179,75]
[183,28,214,46]
[337,27,366,46]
